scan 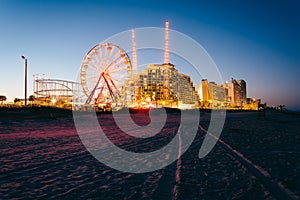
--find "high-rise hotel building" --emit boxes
[198,78,247,108]
[197,79,227,108]
[222,78,247,107]
[134,63,199,107]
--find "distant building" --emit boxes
[243,98,260,110]
[135,63,199,108]
[197,79,227,109]
[222,78,246,108]
[237,80,247,105]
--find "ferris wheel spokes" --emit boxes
[80,42,132,108]
[85,73,103,104]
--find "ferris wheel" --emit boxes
[80,43,132,106]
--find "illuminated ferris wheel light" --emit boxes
[80,43,132,106]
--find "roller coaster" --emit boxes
[33,77,80,106]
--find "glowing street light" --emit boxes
[21,56,27,107]
[51,98,57,104]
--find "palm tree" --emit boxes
[14,98,21,103]
[278,104,286,111]
[29,95,35,105]
[0,95,6,104]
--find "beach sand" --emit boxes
[0,109,299,199]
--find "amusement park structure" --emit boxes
[80,42,132,107]
[78,20,199,110]
[26,21,258,110]
[33,75,80,107]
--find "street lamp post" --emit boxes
[21,56,27,107]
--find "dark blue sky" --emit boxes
[0,0,299,109]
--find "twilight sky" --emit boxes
[0,0,299,109]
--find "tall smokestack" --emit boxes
[164,20,169,64]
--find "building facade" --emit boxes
[134,64,199,108]
[237,79,247,105]
[197,79,227,109]
[222,78,247,108]
[197,78,249,109]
